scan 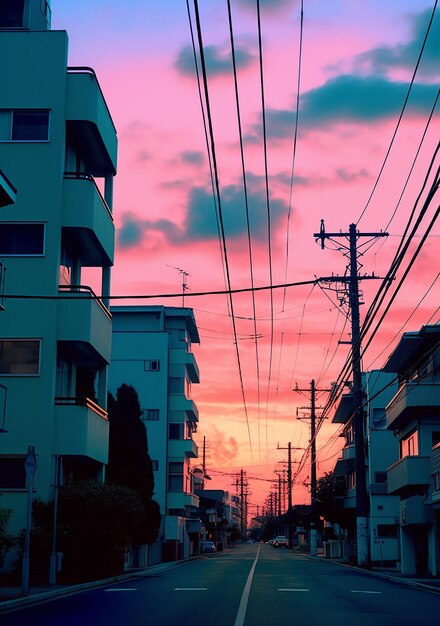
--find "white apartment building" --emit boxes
[332,370,400,566]
[0,0,117,550]
[384,324,440,576]
[109,306,201,558]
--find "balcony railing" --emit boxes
[387,455,431,495]
[58,285,111,319]
[54,396,108,420]
[386,382,440,429]
[64,172,113,219]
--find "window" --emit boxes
[0,456,26,489]
[144,360,160,372]
[168,462,183,491]
[0,0,25,28]
[0,340,40,375]
[400,430,418,458]
[169,423,184,439]
[151,460,159,471]
[0,110,50,141]
[143,409,159,421]
[0,223,45,256]
[376,524,398,539]
[433,472,440,492]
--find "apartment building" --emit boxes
[384,324,440,576]
[109,306,201,559]
[331,370,400,565]
[0,0,117,551]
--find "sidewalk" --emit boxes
[310,551,440,594]
[0,560,193,613]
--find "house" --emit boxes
[331,370,400,565]
[109,306,201,560]
[0,0,117,565]
[384,324,440,576]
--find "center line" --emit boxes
[234,543,261,626]
[105,588,138,592]
[351,590,382,594]
[278,589,310,592]
[175,588,207,591]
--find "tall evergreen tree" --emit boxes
[107,384,160,544]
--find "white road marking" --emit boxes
[174,587,207,591]
[105,588,138,592]
[278,588,310,592]
[234,543,261,626]
[351,590,382,594]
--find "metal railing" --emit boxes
[58,284,111,319]
[66,67,117,134]
[54,396,108,420]
[63,171,113,220]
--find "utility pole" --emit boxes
[239,469,249,539]
[295,380,331,557]
[278,442,302,548]
[314,220,388,567]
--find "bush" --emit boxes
[0,507,16,570]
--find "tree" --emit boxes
[0,507,15,570]
[107,384,160,544]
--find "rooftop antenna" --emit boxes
[167,265,190,306]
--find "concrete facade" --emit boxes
[0,0,117,552]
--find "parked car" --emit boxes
[272,535,288,548]
[201,541,216,553]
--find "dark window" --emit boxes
[168,462,183,491]
[0,456,26,488]
[376,524,398,538]
[0,340,40,375]
[151,460,159,471]
[12,110,50,141]
[144,360,160,372]
[0,223,45,255]
[143,409,159,421]
[375,472,388,484]
[0,0,25,28]
[169,423,183,439]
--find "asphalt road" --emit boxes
[2,544,439,625]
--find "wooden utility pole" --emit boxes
[314,220,388,567]
[278,442,302,548]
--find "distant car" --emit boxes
[201,541,216,553]
[272,535,288,548]
[245,538,254,544]
[268,538,275,545]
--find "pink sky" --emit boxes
[53,0,440,511]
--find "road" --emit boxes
[2,544,439,625]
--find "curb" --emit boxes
[0,558,198,614]
[303,553,440,595]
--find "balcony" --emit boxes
[53,397,109,464]
[387,455,431,495]
[62,174,114,266]
[57,286,112,363]
[400,495,430,526]
[168,395,199,422]
[168,438,198,459]
[167,492,200,510]
[386,382,440,431]
[66,68,117,177]
[341,444,355,461]
[169,349,200,383]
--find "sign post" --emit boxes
[21,446,37,596]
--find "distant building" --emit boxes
[384,324,440,576]
[109,306,201,559]
[331,370,400,566]
[0,0,117,561]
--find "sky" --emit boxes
[52,0,439,512]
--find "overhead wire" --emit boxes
[282,0,304,311]
[356,0,439,225]
[226,0,262,463]
[192,0,253,459]
[256,0,275,465]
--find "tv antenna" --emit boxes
[167,266,190,306]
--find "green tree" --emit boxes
[107,384,160,544]
[0,507,15,569]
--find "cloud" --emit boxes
[175,43,254,77]
[236,0,297,12]
[181,150,205,165]
[209,425,238,465]
[246,75,437,140]
[352,8,440,79]
[116,184,288,250]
